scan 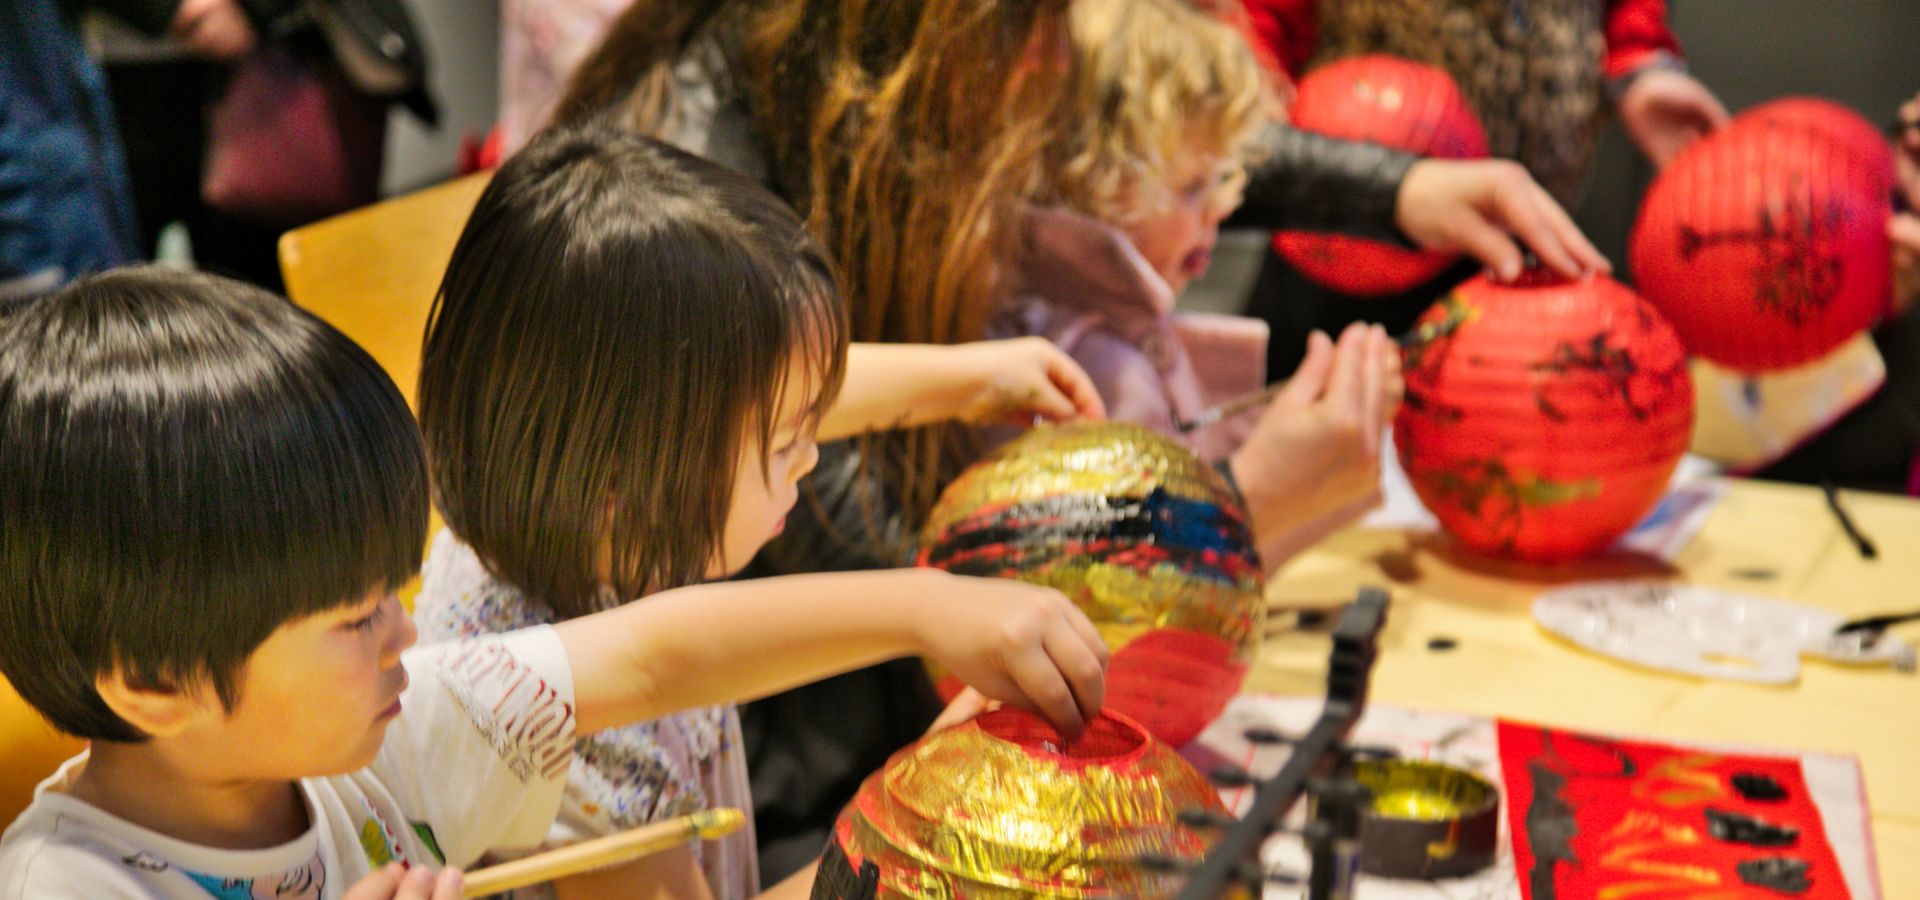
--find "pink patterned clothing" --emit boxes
[498,0,633,154]
[414,530,759,899]
[996,207,1270,462]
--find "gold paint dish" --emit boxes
[1354,760,1500,879]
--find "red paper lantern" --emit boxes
[812,708,1223,899]
[1274,54,1490,297]
[1394,272,1694,561]
[1629,97,1895,373]
[919,423,1264,747]
[1743,97,1897,169]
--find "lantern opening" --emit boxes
[976,708,1148,765]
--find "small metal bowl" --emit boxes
[1354,760,1500,879]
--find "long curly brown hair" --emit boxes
[1308,0,1605,203]
[558,0,1071,536]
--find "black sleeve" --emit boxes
[1230,122,1420,248]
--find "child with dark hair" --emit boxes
[413,123,1110,899]
[0,267,1106,899]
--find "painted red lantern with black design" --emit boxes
[1630,97,1895,373]
[1274,54,1490,296]
[1394,272,1694,561]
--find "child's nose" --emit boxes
[382,599,418,663]
[793,438,821,482]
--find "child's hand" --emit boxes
[926,686,998,734]
[344,863,464,900]
[1228,323,1404,571]
[917,574,1107,738]
[944,337,1107,426]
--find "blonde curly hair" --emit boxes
[1048,0,1269,227]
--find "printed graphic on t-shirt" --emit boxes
[410,821,445,865]
[436,640,575,784]
[184,853,325,899]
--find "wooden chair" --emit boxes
[278,172,492,408]
[0,675,81,826]
[0,178,497,825]
[280,172,495,611]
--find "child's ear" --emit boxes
[93,669,215,739]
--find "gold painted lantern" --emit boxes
[812,708,1225,898]
[919,422,1265,746]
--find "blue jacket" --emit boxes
[0,0,140,300]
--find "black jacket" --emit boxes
[1231,122,1419,245]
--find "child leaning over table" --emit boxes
[412,124,1113,900]
[999,0,1401,466]
[0,268,1105,899]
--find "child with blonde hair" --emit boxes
[1003,0,1402,539]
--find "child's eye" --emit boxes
[346,603,386,633]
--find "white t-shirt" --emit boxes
[413,531,759,899]
[0,627,576,899]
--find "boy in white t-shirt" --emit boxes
[0,268,1107,899]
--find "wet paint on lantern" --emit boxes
[812,709,1223,899]
[1631,97,1895,372]
[1395,273,1693,561]
[920,423,1264,745]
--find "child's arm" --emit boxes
[817,339,1106,440]
[555,568,1107,738]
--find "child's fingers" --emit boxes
[1275,330,1335,408]
[430,868,464,900]
[342,863,406,900]
[1360,326,1388,458]
[395,864,439,900]
[1382,335,1406,422]
[1047,354,1107,420]
[1044,615,1108,727]
[1322,322,1371,419]
[927,687,996,734]
[1006,642,1087,740]
[1015,383,1081,424]
[1062,600,1110,671]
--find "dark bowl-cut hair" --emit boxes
[0,268,429,741]
[420,122,848,619]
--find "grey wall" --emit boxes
[1574,0,1920,279]
[381,0,500,194]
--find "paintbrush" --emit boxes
[1821,480,1878,560]
[1175,312,1464,434]
[460,808,745,897]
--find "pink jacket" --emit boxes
[996,207,1270,462]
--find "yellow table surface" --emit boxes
[1253,477,1920,896]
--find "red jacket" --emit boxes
[1241,0,1683,85]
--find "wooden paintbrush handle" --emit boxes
[460,808,746,897]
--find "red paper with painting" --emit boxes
[1499,721,1850,899]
